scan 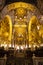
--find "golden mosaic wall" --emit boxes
[0,2,43,49]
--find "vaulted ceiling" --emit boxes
[0,0,43,14]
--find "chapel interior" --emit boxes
[0,0,43,65]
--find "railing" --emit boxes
[0,55,7,65]
[33,54,43,65]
